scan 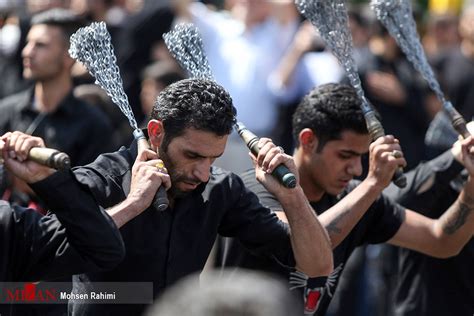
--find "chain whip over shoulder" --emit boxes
[163,23,296,188]
[69,21,169,211]
[296,0,406,187]
[371,0,469,139]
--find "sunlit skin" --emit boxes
[151,124,228,197]
[297,130,372,201]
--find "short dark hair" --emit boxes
[292,83,369,151]
[151,78,237,149]
[31,8,85,46]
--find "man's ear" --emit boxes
[147,119,164,150]
[299,128,318,153]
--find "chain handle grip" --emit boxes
[365,111,407,188]
[134,130,169,211]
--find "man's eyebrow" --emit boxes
[185,149,223,159]
[340,149,366,156]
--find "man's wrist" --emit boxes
[275,186,306,207]
[362,175,386,195]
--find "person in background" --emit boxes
[0,8,115,213]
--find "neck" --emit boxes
[294,149,325,203]
[34,75,72,112]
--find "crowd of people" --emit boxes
[0,0,473,315]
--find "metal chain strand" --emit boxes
[163,23,213,80]
[69,21,139,130]
[295,0,372,113]
[370,0,446,105]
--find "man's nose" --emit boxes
[193,159,212,183]
[22,42,33,58]
[347,157,363,177]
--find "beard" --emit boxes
[158,145,201,198]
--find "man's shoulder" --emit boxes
[74,145,134,178]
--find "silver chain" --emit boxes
[69,21,139,130]
[295,0,372,113]
[371,0,447,105]
[163,23,213,80]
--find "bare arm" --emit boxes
[254,138,333,277]
[317,180,382,248]
[388,136,474,258]
[314,135,405,248]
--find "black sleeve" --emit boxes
[383,150,464,209]
[362,193,405,245]
[10,169,126,281]
[71,148,132,208]
[239,169,283,211]
[217,172,295,269]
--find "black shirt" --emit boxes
[69,139,295,316]
[0,170,124,315]
[0,88,115,166]
[385,150,474,316]
[218,169,405,315]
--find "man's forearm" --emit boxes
[278,186,333,277]
[433,178,474,256]
[107,198,142,228]
[319,179,383,248]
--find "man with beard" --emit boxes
[45,78,333,316]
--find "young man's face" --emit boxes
[159,128,228,196]
[22,24,68,81]
[305,130,371,197]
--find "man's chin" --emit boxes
[328,185,347,196]
[169,185,196,198]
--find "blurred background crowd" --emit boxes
[0,0,472,315]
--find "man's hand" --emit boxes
[1,131,55,183]
[366,135,406,191]
[459,136,474,176]
[250,138,298,195]
[107,146,172,228]
[126,147,171,213]
[451,121,474,164]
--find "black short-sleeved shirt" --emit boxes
[384,151,474,316]
[218,169,405,315]
[68,139,295,316]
